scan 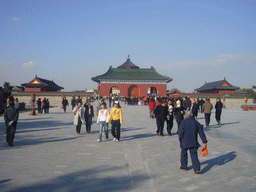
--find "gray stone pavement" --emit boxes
[0,103,255,192]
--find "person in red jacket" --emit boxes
[148,98,156,119]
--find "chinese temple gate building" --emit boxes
[194,78,238,94]
[92,56,172,97]
[21,75,64,92]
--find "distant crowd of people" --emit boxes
[37,97,50,114]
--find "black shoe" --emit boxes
[194,170,200,174]
[180,167,188,171]
[160,134,164,136]
[168,134,172,136]
[156,133,159,136]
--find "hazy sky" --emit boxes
[1,0,255,92]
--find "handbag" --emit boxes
[201,143,208,157]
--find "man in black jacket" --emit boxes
[62,97,69,113]
[84,99,94,133]
[154,101,168,136]
[215,98,223,125]
[191,99,199,118]
[4,98,19,147]
[183,96,191,110]
[179,111,207,174]
[71,96,76,110]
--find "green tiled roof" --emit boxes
[92,67,172,83]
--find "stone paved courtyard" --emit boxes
[0,102,256,192]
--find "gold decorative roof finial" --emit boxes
[127,54,130,58]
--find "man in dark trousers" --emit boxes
[84,99,94,133]
[178,111,208,174]
[4,98,19,147]
[154,101,168,136]
[62,97,69,113]
[190,99,199,118]
[215,98,223,125]
[71,96,76,110]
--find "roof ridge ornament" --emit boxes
[127,54,130,59]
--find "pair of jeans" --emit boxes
[156,117,165,135]
[111,119,121,140]
[204,113,211,126]
[181,147,200,172]
[99,121,108,140]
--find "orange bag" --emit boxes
[201,143,208,157]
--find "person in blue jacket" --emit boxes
[178,110,208,174]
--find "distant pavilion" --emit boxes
[194,78,238,94]
[21,75,64,92]
[91,55,172,97]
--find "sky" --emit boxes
[1,0,256,92]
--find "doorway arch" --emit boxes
[110,86,120,96]
[148,87,158,95]
[128,85,140,97]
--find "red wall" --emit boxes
[99,83,167,97]
[25,88,42,92]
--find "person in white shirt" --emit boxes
[96,103,109,142]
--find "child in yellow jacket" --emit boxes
[109,101,123,142]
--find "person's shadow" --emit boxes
[198,151,237,174]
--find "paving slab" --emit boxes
[0,103,255,192]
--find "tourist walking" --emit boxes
[109,101,123,142]
[96,103,109,142]
[73,102,84,134]
[71,96,76,110]
[46,99,50,113]
[77,96,82,105]
[198,98,205,113]
[202,98,213,126]
[14,98,20,110]
[148,98,156,119]
[174,99,185,133]
[42,97,47,114]
[84,99,94,133]
[178,111,208,174]
[154,101,168,136]
[37,98,42,114]
[62,97,69,113]
[183,96,191,111]
[190,99,199,118]
[215,98,223,125]
[4,98,19,147]
[167,99,174,136]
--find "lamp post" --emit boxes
[29,93,38,116]
[223,95,226,108]
[243,96,249,111]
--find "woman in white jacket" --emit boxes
[96,103,109,142]
[73,102,85,134]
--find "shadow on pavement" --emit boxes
[122,133,156,141]
[7,166,151,192]
[199,151,237,174]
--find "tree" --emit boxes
[242,88,254,98]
